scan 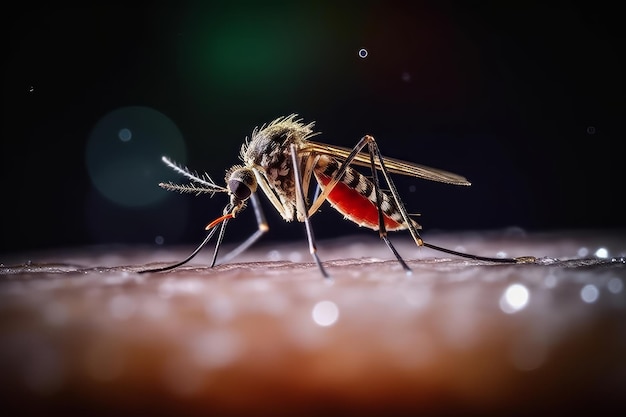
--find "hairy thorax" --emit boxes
[241,117,315,221]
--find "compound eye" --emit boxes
[226,167,257,201]
[228,179,252,201]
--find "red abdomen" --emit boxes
[315,173,405,231]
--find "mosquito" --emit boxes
[141,114,534,277]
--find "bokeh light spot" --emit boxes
[108,294,136,320]
[607,278,623,294]
[312,300,339,327]
[580,284,599,303]
[118,128,132,142]
[595,247,608,258]
[86,106,187,207]
[500,284,529,314]
[358,48,368,58]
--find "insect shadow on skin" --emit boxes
[140,115,536,278]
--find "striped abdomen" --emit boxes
[313,155,420,231]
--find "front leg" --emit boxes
[213,192,269,266]
[290,144,330,278]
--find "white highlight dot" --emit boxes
[595,247,608,258]
[312,300,339,327]
[190,330,242,369]
[499,284,530,314]
[288,251,302,262]
[267,250,281,261]
[358,48,368,58]
[581,284,599,303]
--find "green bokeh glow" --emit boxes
[179,4,341,100]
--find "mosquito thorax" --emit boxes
[226,166,257,201]
[241,116,316,166]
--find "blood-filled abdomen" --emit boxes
[314,171,406,231]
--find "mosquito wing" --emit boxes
[301,141,471,186]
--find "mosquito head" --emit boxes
[225,166,257,215]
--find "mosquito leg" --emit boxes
[213,192,269,266]
[290,144,330,278]
[307,135,372,216]
[302,154,320,204]
[139,225,221,273]
[210,217,230,267]
[382,236,411,272]
[364,136,425,249]
[364,138,530,264]
[366,139,412,274]
[305,135,414,273]
[421,241,522,263]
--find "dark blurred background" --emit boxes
[2,1,624,254]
